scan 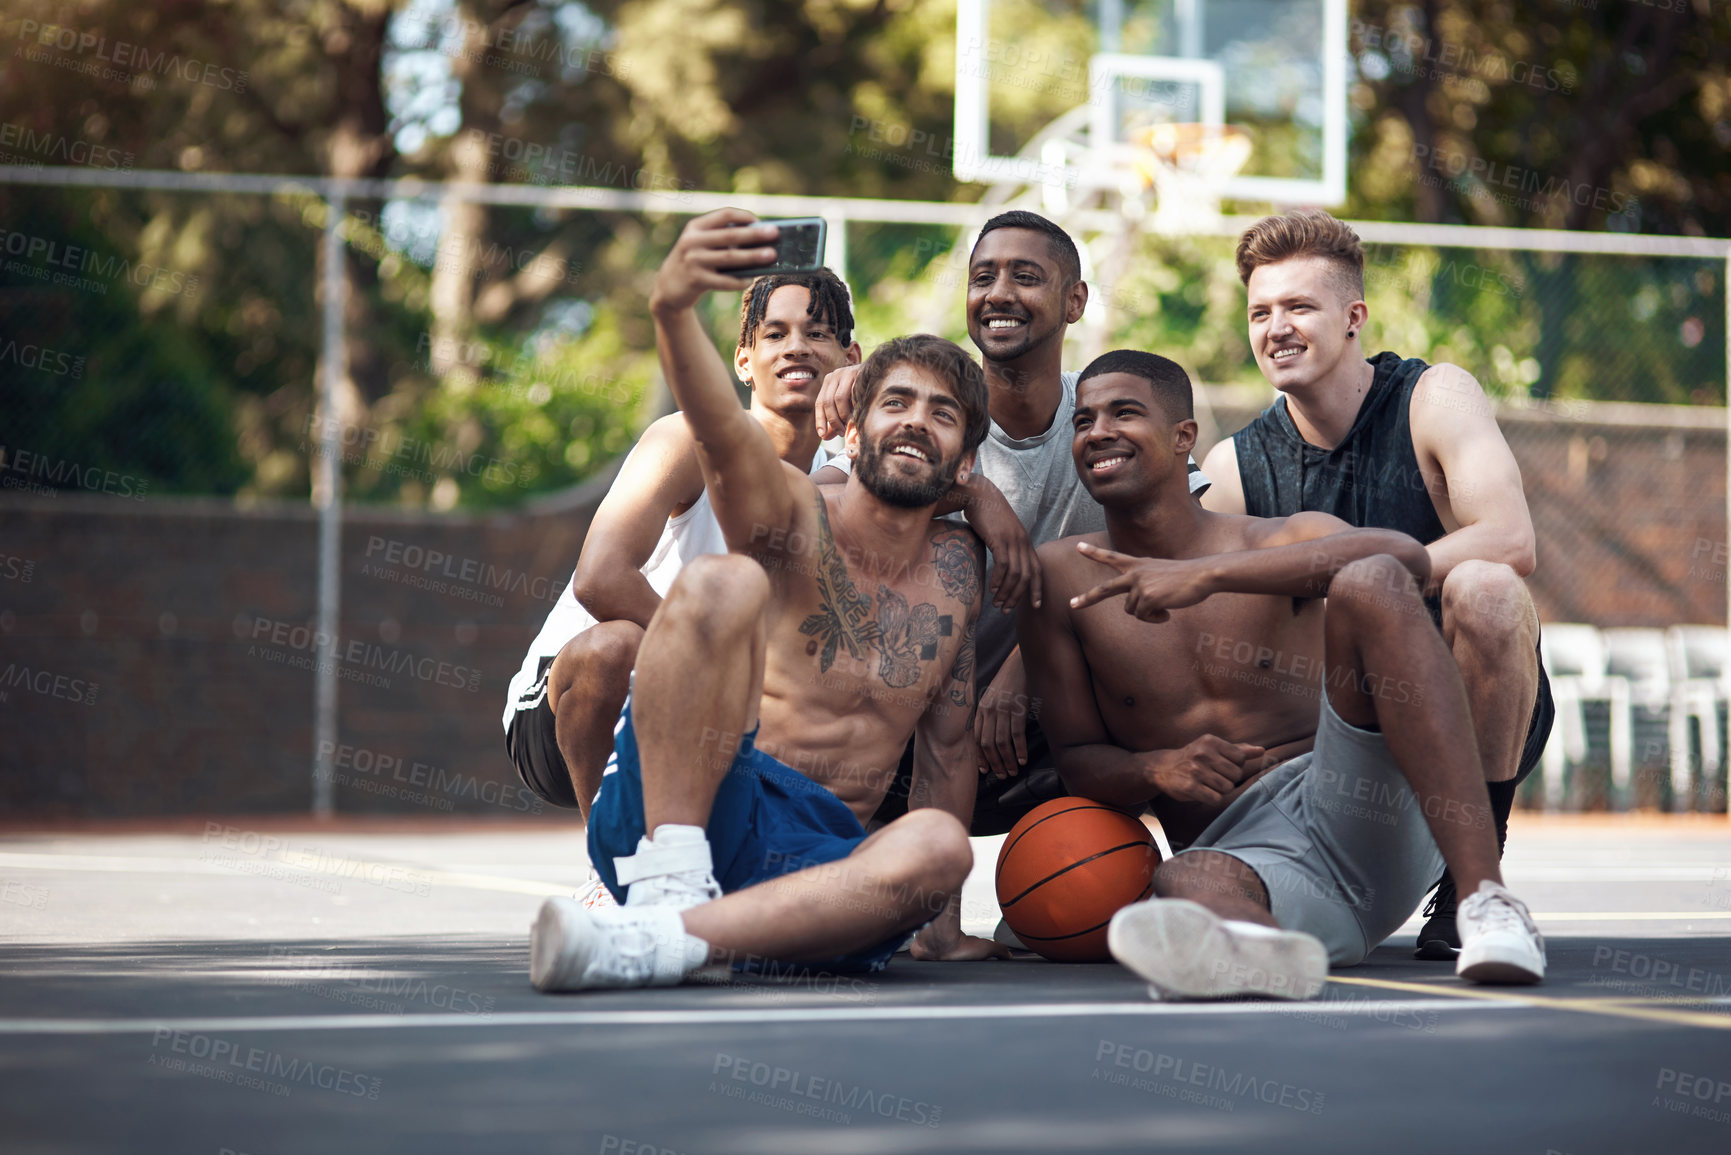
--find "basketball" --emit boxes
[995,797,1162,962]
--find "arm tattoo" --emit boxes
[947,621,976,707]
[932,532,984,606]
[798,498,881,671]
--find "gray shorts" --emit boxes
[1180,694,1447,966]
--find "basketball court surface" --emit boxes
[2,2,1724,1152]
[4,814,1728,1153]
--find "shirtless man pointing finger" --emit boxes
[1019,349,1546,999]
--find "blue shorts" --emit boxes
[587,697,905,973]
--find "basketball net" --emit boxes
[1125,122,1252,234]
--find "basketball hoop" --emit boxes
[1126,122,1253,234]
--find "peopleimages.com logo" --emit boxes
[12,19,249,91]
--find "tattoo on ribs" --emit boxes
[798,502,882,672]
[875,585,954,689]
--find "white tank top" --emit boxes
[502,444,832,729]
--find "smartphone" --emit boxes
[731,217,827,278]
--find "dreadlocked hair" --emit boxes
[737,267,855,348]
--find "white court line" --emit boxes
[1504,866,1731,882]
[0,998,1508,1036]
[10,852,1731,914]
[0,851,570,898]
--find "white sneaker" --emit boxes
[615,825,723,911]
[530,898,710,992]
[1455,880,1545,985]
[993,918,1027,951]
[575,869,617,910]
[1108,899,1328,1001]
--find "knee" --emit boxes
[1152,853,1216,901]
[1151,853,1215,900]
[896,809,973,894]
[1153,850,1262,905]
[550,620,640,706]
[1441,561,1535,646]
[660,555,770,638]
[1329,554,1421,620]
[562,620,642,681]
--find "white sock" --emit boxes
[647,823,708,850]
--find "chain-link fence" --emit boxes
[1,163,1726,813]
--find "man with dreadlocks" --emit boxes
[504,266,864,850]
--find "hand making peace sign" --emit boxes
[1067,541,1218,623]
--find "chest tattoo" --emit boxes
[874,584,954,688]
[798,503,882,671]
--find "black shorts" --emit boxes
[1431,602,1553,786]
[504,657,583,810]
[1514,638,1555,787]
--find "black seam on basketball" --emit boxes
[998,802,1116,862]
[1017,915,1117,942]
[998,840,1154,907]
[994,803,1125,883]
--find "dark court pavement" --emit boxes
[2,817,1728,1154]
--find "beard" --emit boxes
[855,433,963,509]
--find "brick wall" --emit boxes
[1,397,1722,818]
[0,472,609,819]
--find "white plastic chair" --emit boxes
[1602,628,1673,807]
[1666,625,1728,809]
[1540,624,1630,810]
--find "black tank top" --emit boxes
[1238,352,1555,763]
[1234,351,1447,546]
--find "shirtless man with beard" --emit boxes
[532,211,1006,990]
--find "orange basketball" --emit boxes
[995,797,1161,962]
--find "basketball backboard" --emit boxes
[954,0,1348,208]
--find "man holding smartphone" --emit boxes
[505,218,1037,854]
[504,250,862,834]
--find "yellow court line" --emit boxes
[1329,975,1731,1032]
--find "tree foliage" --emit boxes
[0,0,1723,501]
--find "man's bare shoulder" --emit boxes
[924,521,987,612]
[1035,531,1112,593]
[1408,361,1518,463]
[1409,362,1498,425]
[624,413,704,487]
[637,411,699,453]
[1198,437,1244,503]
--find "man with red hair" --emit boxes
[1200,211,1554,959]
